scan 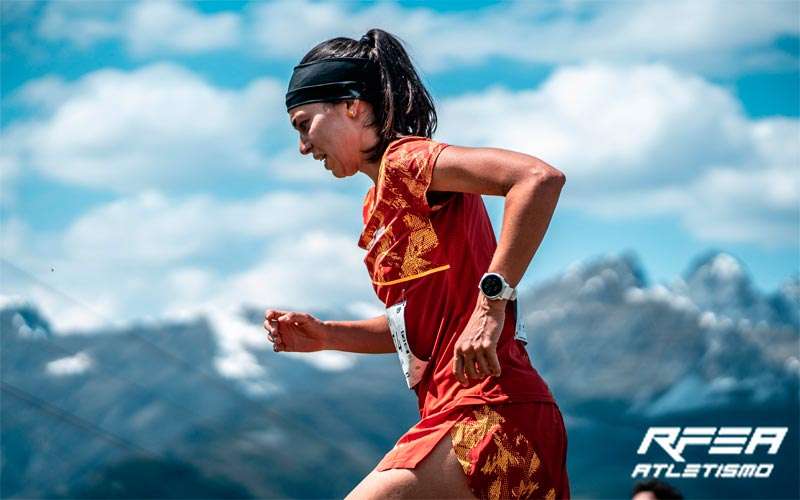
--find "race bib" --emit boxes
[514,298,528,345]
[385,300,429,389]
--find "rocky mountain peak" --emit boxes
[684,250,750,288]
[561,250,648,289]
[680,250,758,317]
[0,300,52,340]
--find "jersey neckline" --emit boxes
[364,135,432,220]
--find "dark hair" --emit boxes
[631,479,684,499]
[297,28,438,163]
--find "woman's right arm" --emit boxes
[264,309,396,354]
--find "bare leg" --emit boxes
[345,431,478,499]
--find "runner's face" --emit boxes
[289,102,362,178]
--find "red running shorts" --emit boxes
[448,401,570,500]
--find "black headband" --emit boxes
[285,57,380,112]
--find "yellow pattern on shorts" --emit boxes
[449,405,557,500]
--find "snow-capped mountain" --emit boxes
[676,250,798,328]
[1,295,421,499]
[521,250,798,416]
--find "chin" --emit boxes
[331,168,355,178]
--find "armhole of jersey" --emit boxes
[427,191,458,213]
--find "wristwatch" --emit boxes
[479,272,517,300]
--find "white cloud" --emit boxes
[207,230,375,314]
[0,153,20,209]
[5,75,73,114]
[3,63,285,193]
[681,164,798,247]
[60,189,359,264]
[436,61,799,247]
[202,236,369,376]
[246,0,394,60]
[46,351,94,376]
[125,0,241,56]
[37,0,120,49]
[36,0,241,56]
[209,307,269,379]
[206,306,356,382]
[281,350,357,372]
[265,146,341,183]
[440,62,755,187]
[346,300,385,319]
[166,267,216,303]
[1,188,373,331]
[246,0,797,77]
[31,0,797,77]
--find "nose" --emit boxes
[299,137,313,156]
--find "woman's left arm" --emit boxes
[429,145,566,385]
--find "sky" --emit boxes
[1,0,798,333]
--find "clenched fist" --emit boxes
[263,309,329,353]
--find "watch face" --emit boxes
[481,274,503,297]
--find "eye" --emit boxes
[300,120,309,132]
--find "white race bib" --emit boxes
[385,300,429,389]
[514,297,528,345]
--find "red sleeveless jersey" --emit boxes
[358,135,556,421]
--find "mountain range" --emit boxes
[2,250,797,499]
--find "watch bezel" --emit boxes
[480,273,504,298]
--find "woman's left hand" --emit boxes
[452,295,506,385]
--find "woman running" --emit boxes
[265,28,570,500]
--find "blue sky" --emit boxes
[1,0,798,331]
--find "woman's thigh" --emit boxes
[344,431,478,499]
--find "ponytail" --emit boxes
[297,28,438,163]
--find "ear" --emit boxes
[345,100,358,118]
